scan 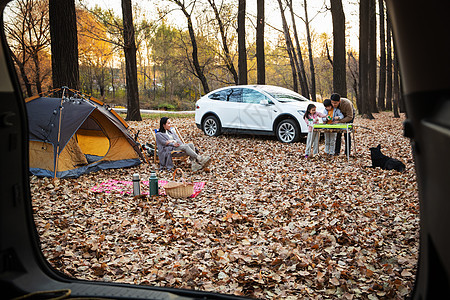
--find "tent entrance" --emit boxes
[76,116,110,163]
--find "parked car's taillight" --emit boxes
[196,105,200,109]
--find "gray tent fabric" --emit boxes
[27,97,95,155]
[26,90,143,178]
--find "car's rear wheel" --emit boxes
[202,115,221,137]
[276,119,300,143]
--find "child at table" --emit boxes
[304,103,327,158]
[321,99,344,155]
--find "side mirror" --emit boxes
[260,99,269,105]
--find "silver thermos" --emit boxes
[132,173,141,196]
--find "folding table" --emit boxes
[312,123,355,161]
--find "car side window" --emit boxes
[227,88,242,103]
[242,88,269,104]
[208,91,227,101]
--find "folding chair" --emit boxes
[151,127,189,165]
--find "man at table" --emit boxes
[330,93,355,156]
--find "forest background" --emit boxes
[3,0,401,121]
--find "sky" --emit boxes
[80,0,360,50]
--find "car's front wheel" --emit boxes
[202,115,221,137]
[276,119,300,143]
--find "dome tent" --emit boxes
[26,88,144,178]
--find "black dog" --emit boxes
[368,144,406,172]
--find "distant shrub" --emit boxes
[157,103,176,111]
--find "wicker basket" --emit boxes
[164,168,194,198]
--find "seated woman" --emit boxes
[155,117,211,172]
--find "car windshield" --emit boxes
[258,86,310,103]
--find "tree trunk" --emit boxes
[207,0,238,84]
[49,0,79,90]
[32,51,43,94]
[393,44,400,118]
[111,66,116,99]
[88,66,93,94]
[173,0,209,94]
[142,56,147,91]
[330,0,347,97]
[256,0,265,84]
[377,0,386,110]
[98,69,105,97]
[238,0,247,85]
[347,51,359,110]
[368,0,378,113]
[5,0,49,97]
[277,0,298,92]
[359,0,374,119]
[122,0,141,121]
[287,0,309,98]
[386,12,393,111]
[9,51,33,97]
[303,0,316,101]
[187,14,210,93]
[288,48,298,92]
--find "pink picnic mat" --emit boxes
[91,179,205,198]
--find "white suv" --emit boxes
[195,85,324,143]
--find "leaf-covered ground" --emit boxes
[31,112,419,299]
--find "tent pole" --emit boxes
[53,87,66,179]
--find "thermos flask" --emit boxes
[132,173,141,196]
[149,171,158,196]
